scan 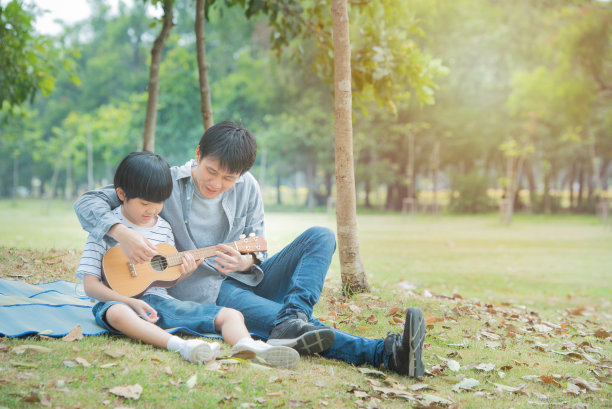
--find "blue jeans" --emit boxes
[216,226,387,368]
[93,295,221,335]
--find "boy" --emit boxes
[76,151,299,369]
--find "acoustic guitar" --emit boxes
[101,235,267,297]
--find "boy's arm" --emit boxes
[74,186,157,264]
[82,275,159,323]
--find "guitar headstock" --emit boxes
[232,235,267,253]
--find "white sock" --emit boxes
[167,336,220,362]
[167,335,185,352]
[232,337,269,352]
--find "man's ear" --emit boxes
[116,187,126,202]
[195,145,201,162]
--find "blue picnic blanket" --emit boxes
[0,279,221,339]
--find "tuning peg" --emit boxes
[249,232,256,237]
[239,234,246,239]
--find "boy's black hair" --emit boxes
[197,120,257,175]
[114,151,173,203]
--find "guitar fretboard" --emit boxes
[164,246,220,267]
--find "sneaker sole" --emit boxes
[267,328,335,355]
[407,307,425,377]
[256,346,300,369]
[189,342,219,364]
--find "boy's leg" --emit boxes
[96,301,219,364]
[211,305,299,369]
[103,302,171,348]
[217,276,335,355]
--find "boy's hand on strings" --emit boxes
[178,253,204,282]
[110,224,158,264]
[214,243,254,274]
[127,299,159,323]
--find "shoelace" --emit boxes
[385,331,403,368]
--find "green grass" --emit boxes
[0,199,611,408]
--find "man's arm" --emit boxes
[73,185,122,241]
[74,186,157,264]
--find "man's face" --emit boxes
[191,148,241,199]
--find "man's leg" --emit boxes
[256,226,336,325]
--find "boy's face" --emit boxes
[116,187,163,227]
[191,148,241,199]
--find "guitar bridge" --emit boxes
[128,263,137,277]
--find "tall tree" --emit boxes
[331,0,368,293]
[195,0,214,130]
[143,0,174,151]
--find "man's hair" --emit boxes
[114,151,173,203]
[197,120,257,175]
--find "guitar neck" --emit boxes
[162,237,265,267]
[163,246,219,267]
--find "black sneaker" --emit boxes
[267,312,335,355]
[383,307,425,377]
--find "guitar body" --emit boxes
[102,243,182,298]
[101,235,267,298]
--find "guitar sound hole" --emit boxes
[151,255,168,272]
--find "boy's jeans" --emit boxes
[216,226,386,368]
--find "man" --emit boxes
[74,120,425,376]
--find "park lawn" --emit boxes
[0,199,611,408]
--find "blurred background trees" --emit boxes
[1,0,610,216]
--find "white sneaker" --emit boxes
[185,340,221,364]
[231,339,299,369]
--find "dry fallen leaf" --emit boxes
[266,391,285,398]
[104,348,125,359]
[109,384,143,400]
[564,382,581,396]
[74,357,90,367]
[475,363,495,372]
[186,374,197,389]
[40,392,52,407]
[12,345,52,355]
[62,325,83,342]
[540,376,562,388]
[452,378,479,392]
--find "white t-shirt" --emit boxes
[76,206,175,299]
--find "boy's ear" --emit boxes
[116,187,126,202]
[195,145,201,162]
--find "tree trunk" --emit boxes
[12,154,18,202]
[568,162,576,211]
[364,178,371,208]
[64,150,73,201]
[524,158,536,212]
[142,0,174,152]
[305,161,316,209]
[276,172,282,205]
[87,132,94,190]
[432,141,440,211]
[195,0,214,130]
[577,163,584,211]
[600,158,610,192]
[331,0,368,294]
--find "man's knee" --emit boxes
[305,226,336,248]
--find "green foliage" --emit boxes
[449,171,495,214]
[0,1,78,110]
[0,0,609,217]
